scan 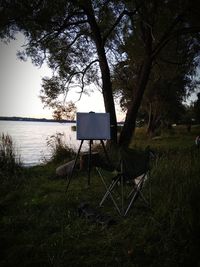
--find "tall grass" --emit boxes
[147,148,200,266]
[0,133,21,174]
[46,132,76,163]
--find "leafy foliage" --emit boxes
[112,0,200,135]
[193,92,200,123]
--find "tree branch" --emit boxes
[152,15,182,57]
[159,57,188,66]
[103,8,140,44]
[152,26,200,60]
[77,59,99,101]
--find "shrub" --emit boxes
[46,132,76,163]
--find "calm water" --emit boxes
[0,120,83,166]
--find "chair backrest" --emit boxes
[105,144,151,179]
[119,147,150,179]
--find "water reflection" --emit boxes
[0,120,87,166]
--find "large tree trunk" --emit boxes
[83,1,118,143]
[118,16,153,147]
[147,102,153,135]
[97,50,118,143]
[147,115,161,137]
[146,102,161,136]
[119,56,152,147]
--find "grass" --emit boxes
[0,133,21,174]
[133,124,200,152]
[0,125,200,267]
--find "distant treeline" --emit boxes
[0,116,125,124]
[0,116,75,123]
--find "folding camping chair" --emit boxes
[96,146,152,216]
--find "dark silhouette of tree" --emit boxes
[114,0,200,145]
[193,93,200,124]
[0,0,122,142]
[113,32,199,135]
[1,0,200,146]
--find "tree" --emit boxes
[193,93,200,124]
[113,34,199,135]
[144,78,188,134]
[113,0,200,145]
[40,76,77,120]
[0,0,120,142]
[1,0,200,146]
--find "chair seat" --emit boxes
[96,146,152,216]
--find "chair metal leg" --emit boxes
[99,178,119,206]
[121,173,124,216]
[96,168,121,215]
[124,191,139,216]
[124,175,145,216]
[96,167,151,217]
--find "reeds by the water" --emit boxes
[0,133,21,173]
[46,132,76,163]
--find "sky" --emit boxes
[0,33,124,121]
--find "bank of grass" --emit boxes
[0,125,200,267]
[133,124,200,151]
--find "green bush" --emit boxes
[71,125,76,131]
[46,132,76,163]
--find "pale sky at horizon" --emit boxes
[0,33,125,121]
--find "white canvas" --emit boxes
[76,112,111,140]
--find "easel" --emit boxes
[65,139,110,193]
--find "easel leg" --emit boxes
[66,139,111,193]
[65,140,84,193]
[87,140,93,186]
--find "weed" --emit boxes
[46,132,76,163]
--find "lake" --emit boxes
[0,120,85,166]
